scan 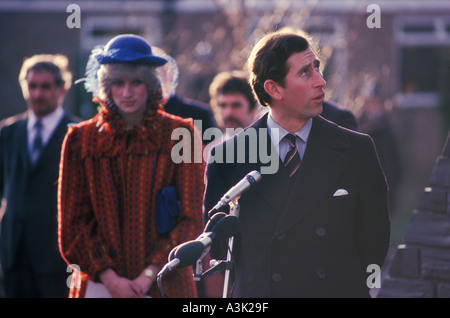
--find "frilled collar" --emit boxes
[92,98,164,157]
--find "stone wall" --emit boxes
[378,131,450,298]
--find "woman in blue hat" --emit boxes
[58,34,204,298]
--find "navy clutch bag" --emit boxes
[156,186,180,234]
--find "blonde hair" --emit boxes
[97,63,162,102]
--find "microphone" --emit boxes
[167,212,227,261]
[208,170,262,217]
[204,212,227,232]
[158,214,240,277]
[195,214,239,248]
[158,240,205,277]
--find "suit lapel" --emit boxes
[32,113,71,170]
[235,113,291,214]
[17,118,31,171]
[273,116,351,237]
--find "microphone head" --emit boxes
[204,212,227,232]
[172,240,205,268]
[212,215,240,240]
[168,245,179,261]
[247,170,262,185]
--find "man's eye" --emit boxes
[132,79,144,85]
[300,70,308,77]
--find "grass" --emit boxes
[389,174,428,247]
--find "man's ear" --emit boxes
[263,79,282,101]
[57,87,67,104]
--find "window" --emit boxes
[401,47,447,93]
[395,16,450,107]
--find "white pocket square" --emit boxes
[333,189,349,197]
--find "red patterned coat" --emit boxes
[58,105,204,298]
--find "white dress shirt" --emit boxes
[27,106,64,155]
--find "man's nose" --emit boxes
[221,105,233,117]
[314,71,326,88]
[29,87,44,99]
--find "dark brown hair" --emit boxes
[247,32,309,107]
[209,70,257,112]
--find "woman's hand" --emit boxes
[133,265,158,297]
[99,268,143,298]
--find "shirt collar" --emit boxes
[28,106,64,131]
[267,112,313,147]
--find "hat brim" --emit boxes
[97,54,167,66]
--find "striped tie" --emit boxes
[30,120,43,163]
[283,133,301,178]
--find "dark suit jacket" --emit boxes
[0,111,78,274]
[322,100,358,131]
[203,113,390,298]
[164,95,217,144]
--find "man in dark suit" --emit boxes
[203,32,390,297]
[164,94,217,145]
[322,100,358,131]
[0,54,78,297]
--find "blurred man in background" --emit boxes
[209,70,259,134]
[0,54,78,297]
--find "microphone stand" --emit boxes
[198,197,240,298]
[159,191,244,297]
[222,197,239,298]
[193,238,210,283]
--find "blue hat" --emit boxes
[96,34,168,66]
[79,34,170,96]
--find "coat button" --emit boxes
[316,268,326,279]
[272,272,282,282]
[316,227,326,237]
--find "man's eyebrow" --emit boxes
[298,60,319,74]
[28,81,53,87]
[298,63,310,74]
